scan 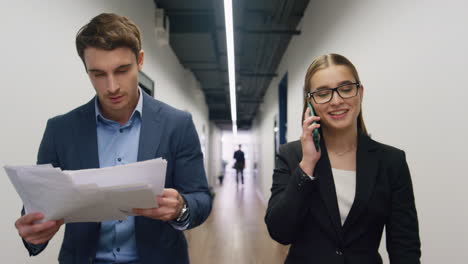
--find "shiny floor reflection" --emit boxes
[185,170,288,264]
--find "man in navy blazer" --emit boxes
[14,13,212,264]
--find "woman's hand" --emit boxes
[299,107,321,176]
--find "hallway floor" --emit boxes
[185,170,288,264]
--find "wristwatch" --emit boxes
[176,200,189,223]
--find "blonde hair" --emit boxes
[302,53,367,135]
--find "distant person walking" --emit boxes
[233,145,245,185]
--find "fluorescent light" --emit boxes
[223,0,237,134]
[233,123,238,137]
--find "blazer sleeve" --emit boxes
[265,143,319,245]
[386,151,421,263]
[173,114,212,229]
[21,118,60,256]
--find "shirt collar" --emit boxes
[95,87,144,124]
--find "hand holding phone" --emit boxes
[299,102,321,176]
[307,102,320,152]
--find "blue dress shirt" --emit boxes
[92,88,191,263]
[94,90,143,264]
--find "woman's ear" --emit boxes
[359,83,364,100]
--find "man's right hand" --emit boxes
[15,212,64,245]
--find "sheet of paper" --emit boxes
[102,184,157,215]
[66,158,167,195]
[4,158,167,223]
[7,166,77,218]
[63,184,127,223]
[4,164,55,215]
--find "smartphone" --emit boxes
[307,102,320,152]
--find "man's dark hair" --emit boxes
[75,13,142,64]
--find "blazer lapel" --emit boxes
[135,93,163,252]
[342,133,379,233]
[76,98,100,170]
[315,141,344,244]
[137,92,162,162]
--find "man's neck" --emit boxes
[101,108,133,126]
[100,92,140,126]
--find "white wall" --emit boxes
[253,0,468,263]
[0,1,211,263]
[252,83,280,204]
[208,123,223,187]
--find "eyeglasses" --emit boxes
[306,82,361,104]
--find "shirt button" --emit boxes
[117,157,122,162]
[116,248,120,252]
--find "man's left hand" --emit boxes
[133,188,184,221]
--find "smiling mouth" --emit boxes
[329,110,348,116]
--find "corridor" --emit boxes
[185,169,288,264]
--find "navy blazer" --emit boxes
[24,92,212,264]
[265,133,421,264]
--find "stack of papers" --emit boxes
[4,158,167,223]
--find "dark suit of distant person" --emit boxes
[233,146,245,184]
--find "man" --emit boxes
[233,144,245,185]
[14,13,212,264]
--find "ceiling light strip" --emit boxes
[223,0,237,135]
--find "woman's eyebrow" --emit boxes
[312,80,355,91]
[314,85,331,91]
[337,80,355,86]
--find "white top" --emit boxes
[332,168,356,226]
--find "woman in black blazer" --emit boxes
[265,54,421,264]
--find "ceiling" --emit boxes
[154,0,310,129]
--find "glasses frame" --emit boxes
[306,82,361,104]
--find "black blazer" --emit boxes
[265,133,421,264]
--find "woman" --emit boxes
[265,54,421,263]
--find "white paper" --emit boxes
[65,158,167,195]
[4,158,167,223]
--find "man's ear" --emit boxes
[137,50,145,71]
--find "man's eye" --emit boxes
[94,73,105,77]
[117,69,128,74]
